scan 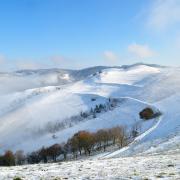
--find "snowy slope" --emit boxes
[0,63,180,155]
[0,66,107,95]
[0,150,179,180]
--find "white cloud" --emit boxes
[103,51,118,62]
[16,62,44,70]
[176,35,180,49]
[50,56,66,65]
[0,55,6,65]
[147,0,180,30]
[128,43,155,59]
[15,56,68,70]
[50,55,80,69]
[0,54,8,71]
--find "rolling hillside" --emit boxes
[0,63,180,156]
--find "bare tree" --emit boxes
[47,144,62,162]
[15,150,25,165]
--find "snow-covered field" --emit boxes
[0,63,180,179]
[0,149,179,180]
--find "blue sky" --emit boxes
[0,0,180,70]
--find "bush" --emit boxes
[139,107,154,120]
[13,177,22,180]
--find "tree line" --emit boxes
[0,125,138,166]
[33,98,119,136]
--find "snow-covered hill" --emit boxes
[0,63,180,156]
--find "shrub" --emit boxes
[139,107,154,120]
[13,177,22,180]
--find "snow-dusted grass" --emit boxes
[0,150,179,180]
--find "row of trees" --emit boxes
[0,125,134,166]
[34,98,119,136]
[27,126,129,164]
[68,126,127,157]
